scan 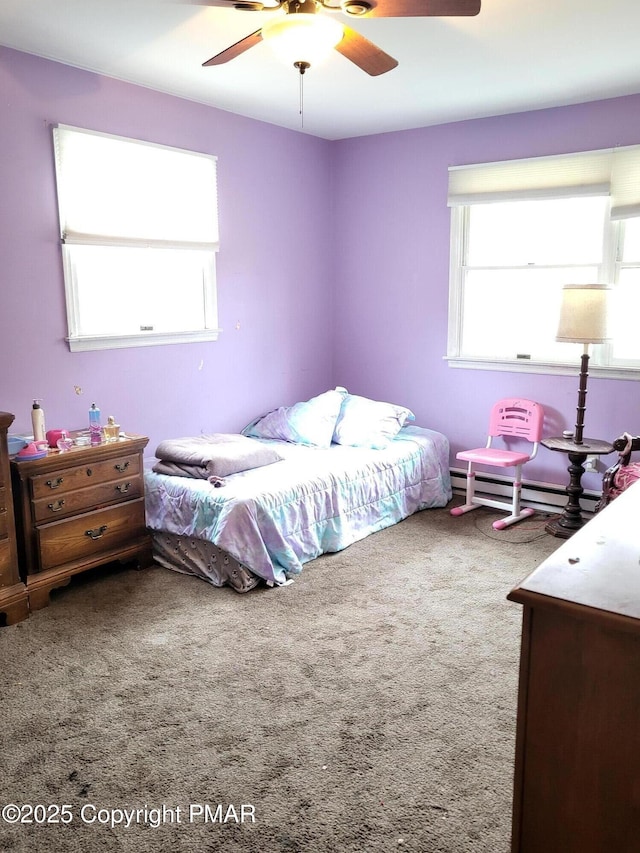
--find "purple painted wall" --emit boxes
[1,45,638,489]
[332,97,640,489]
[0,48,335,455]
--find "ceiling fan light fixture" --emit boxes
[261,13,343,66]
[341,1,372,16]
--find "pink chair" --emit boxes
[450,398,544,530]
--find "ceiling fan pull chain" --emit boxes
[294,60,310,128]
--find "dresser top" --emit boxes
[10,433,149,476]
[509,480,640,622]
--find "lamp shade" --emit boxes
[262,14,343,66]
[556,283,610,344]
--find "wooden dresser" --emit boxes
[508,481,640,853]
[0,412,29,625]
[11,433,153,610]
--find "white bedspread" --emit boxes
[144,426,451,586]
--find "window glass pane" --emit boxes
[610,268,640,360]
[467,197,607,267]
[70,246,213,336]
[621,218,640,261]
[461,267,600,360]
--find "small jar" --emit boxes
[56,430,74,452]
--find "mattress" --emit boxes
[144,425,451,588]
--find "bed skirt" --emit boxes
[151,531,261,593]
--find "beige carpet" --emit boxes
[0,504,559,853]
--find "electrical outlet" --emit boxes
[584,455,598,472]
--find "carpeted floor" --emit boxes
[0,503,559,853]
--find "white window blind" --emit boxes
[610,146,640,220]
[448,145,640,218]
[54,125,218,248]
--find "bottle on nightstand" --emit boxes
[89,403,102,445]
[31,400,46,443]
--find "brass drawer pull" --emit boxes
[114,461,130,473]
[116,482,132,494]
[46,477,64,490]
[47,499,66,513]
[85,525,108,541]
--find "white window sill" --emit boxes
[444,355,640,381]
[67,329,221,352]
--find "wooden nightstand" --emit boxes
[11,433,153,611]
[0,412,29,625]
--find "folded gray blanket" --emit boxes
[153,433,284,481]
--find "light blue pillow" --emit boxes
[332,394,415,449]
[243,388,347,448]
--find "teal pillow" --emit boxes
[332,394,415,449]
[243,388,347,448]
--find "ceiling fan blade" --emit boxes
[339,0,480,17]
[186,0,281,8]
[335,26,398,76]
[203,30,263,65]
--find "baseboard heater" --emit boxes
[450,467,601,517]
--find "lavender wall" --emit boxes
[332,97,640,489]
[0,48,335,455]
[1,45,638,490]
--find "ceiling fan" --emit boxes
[200,0,481,77]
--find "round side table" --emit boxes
[542,436,614,538]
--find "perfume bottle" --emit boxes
[103,415,120,442]
[89,403,102,445]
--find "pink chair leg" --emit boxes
[492,507,535,530]
[450,467,480,516]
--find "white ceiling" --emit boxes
[1,0,640,140]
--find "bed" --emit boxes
[144,389,452,592]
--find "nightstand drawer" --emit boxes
[0,507,7,539]
[0,484,6,513]
[32,475,144,522]
[30,453,141,500]
[38,499,146,572]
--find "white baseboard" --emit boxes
[450,467,601,516]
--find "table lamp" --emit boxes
[556,283,610,445]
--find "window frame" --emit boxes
[447,174,640,381]
[53,124,221,352]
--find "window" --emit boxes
[447,146,640,376]
[53,125,220,351]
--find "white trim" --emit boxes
[446,206,466,358]
[66,329,222,352]
[444,355,640,381]
[62,233,219,252]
